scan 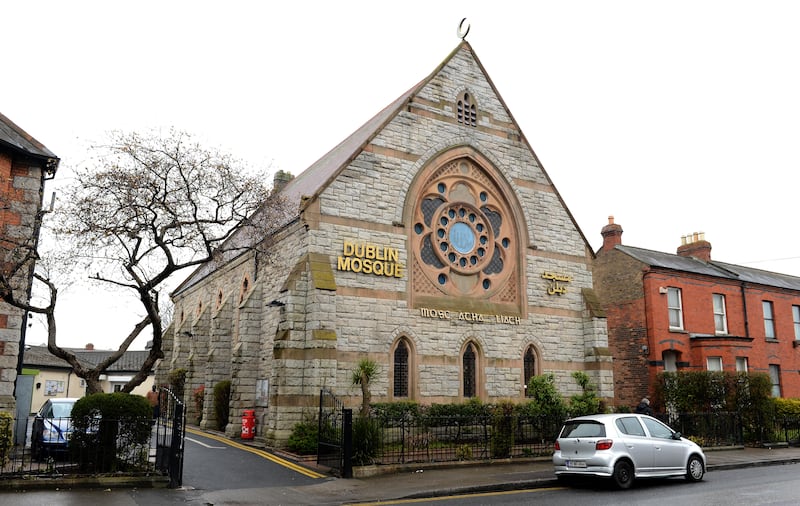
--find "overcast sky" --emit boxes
[5,1,800,350]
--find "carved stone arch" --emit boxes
[455,328,486,350]
[388,334,417,400]
[388,326,420,351]
[405,146,527,316]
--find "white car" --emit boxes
[553,413,706,489]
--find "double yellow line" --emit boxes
[185,427,326,479]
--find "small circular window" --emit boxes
[432,202,495,275]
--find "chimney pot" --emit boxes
[677,232,711,261]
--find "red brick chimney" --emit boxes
[677,232,712,262]
[600,216,623,252]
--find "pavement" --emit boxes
[3,437,800,505]
[277,444,800,505]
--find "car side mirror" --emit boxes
[672,432,682,440]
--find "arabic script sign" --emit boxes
[542,271,572,296]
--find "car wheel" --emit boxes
[685,455,704,482]
[612,460,634,489]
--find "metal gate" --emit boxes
[154,387,187,488]
[317,388,352,477]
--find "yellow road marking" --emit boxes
[185,427,326,479]
[344,487,565,506]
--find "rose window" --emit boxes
[411,158,516,298]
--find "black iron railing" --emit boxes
[0,414,159,478]
[352,411,800,467]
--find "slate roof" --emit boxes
[616,245,800,291]
[21,346,151,373]
[0,112,59,165]
[71,349,151,373]
[22,346,94,370]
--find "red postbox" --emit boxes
[241,409,256,440]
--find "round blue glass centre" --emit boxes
[449,222,475,254]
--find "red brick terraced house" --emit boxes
[0,112,59,417]
[594,216,800,408]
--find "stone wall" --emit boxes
[163,43,612,447]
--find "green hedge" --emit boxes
[70,392,152,472]
[654,371,772,414]
[213,380,231,431]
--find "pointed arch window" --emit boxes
[393,340,410,398]
[463,342,477,398]
[457,92,477,127]
[524,346,537,397]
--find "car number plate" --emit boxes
[566,460,587,468]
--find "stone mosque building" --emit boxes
[162,40,613,444]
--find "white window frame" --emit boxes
[793,305,800,341]
[706,356,723,371]
[668,287,684,330]
[763,301,776,339]
[663,350,678,372]
[735,357,748,373]
[769,364,781,397]
[713,294,728,334]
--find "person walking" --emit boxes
[635,397,653,416]
[146,385,160,423]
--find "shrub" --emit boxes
[655,371,772,414]
[213,380,231,431]
[0,412,12,466]
[525,374,568,417]
[287,421,318,455]
[490,401,515,458]
[351,415,382,466]
[773,398,800,417]
[371,401,421,423]
[569,371,601,416]
[168,368,187,398]
[424,398,489,421]
[70,392,152,472]
[193,384,205,424]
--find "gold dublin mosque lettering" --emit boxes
[337,241,404,278]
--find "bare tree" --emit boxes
[4,129,291,394]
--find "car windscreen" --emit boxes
[50,403,74,418]
[560,421,606,438]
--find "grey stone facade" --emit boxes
[163,42,612,446]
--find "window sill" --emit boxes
[766,339,780,343]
